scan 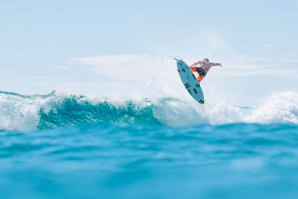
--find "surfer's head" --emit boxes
[204,58,209,62]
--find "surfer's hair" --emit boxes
[204,58,209,62]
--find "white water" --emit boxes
[0,91,297,131]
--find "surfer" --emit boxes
[189,58,222,82]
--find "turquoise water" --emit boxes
[1,91,298,199]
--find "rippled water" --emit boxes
[1,123,298,199]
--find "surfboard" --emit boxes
[177,60,204,104]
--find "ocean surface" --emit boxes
[1,91,298,199]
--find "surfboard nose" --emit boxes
[177,60,184,66]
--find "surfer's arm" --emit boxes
[210,62,222,67]
[190,61,202,67]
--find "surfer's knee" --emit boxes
[197,75,204,82]
[190,67,198,72]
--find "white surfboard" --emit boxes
[177,60,204,104]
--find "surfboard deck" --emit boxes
[177,60,204,104]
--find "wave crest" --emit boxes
[247,92,298,124]
[0,91,297,131]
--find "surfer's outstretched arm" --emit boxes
[210,62,222,67]
[190,61,202,67]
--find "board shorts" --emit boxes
[196,67,207,77]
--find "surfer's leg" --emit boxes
[197,75,204,82]
[190,67,198,73]
[196,67,206,82]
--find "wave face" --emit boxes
[38,96,162,130]
[0,91,298,131]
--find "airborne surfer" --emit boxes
[189,58,222,82]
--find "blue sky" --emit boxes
[1,0,298,105]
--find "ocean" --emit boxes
[1,91,298,199]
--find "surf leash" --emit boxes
[160,55,181,67]
[162,55,179,61]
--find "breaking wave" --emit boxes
[0,91,297,131]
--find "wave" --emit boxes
[0,91,297,131]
